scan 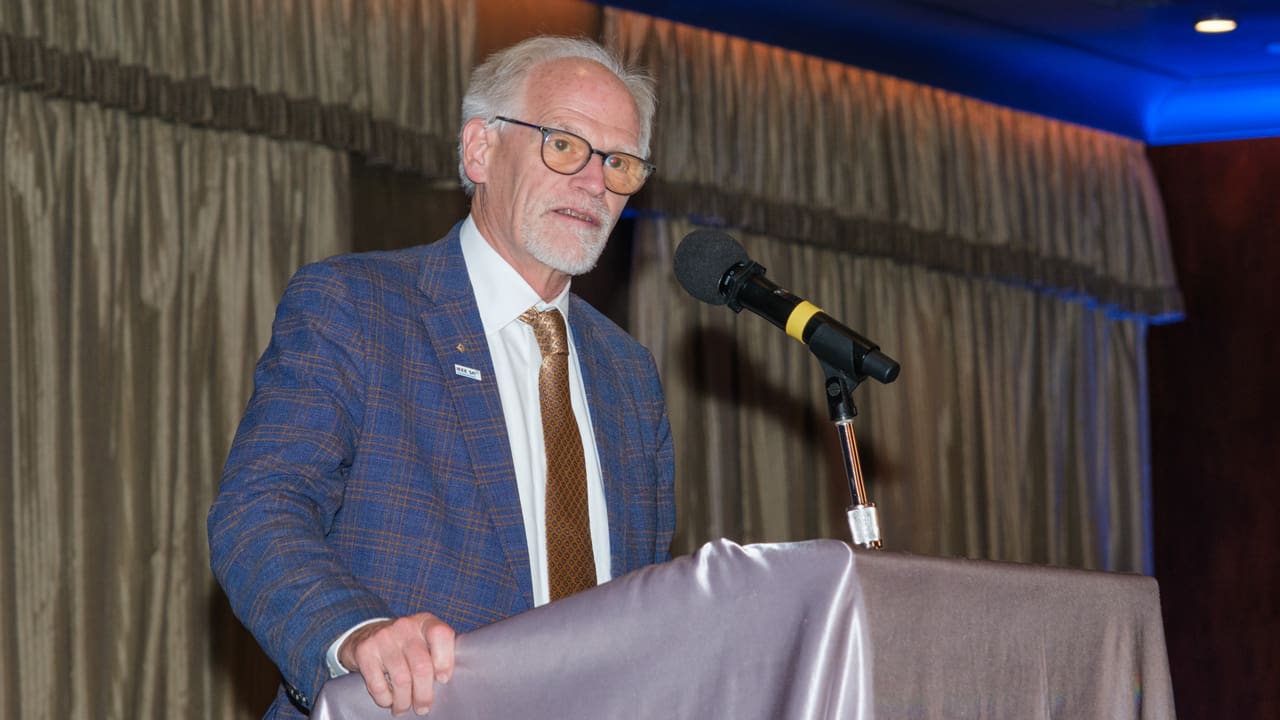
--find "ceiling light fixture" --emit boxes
[1195,16,1237,33]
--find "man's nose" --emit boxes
[570,151,609,195]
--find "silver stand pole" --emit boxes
[822,361,883,549]
[836,419,881,549]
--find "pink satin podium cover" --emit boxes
[314,540,872,720]
[312,539,1174,719]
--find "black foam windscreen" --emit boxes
[673,229,750,306]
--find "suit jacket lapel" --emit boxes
[569,298,633,579]
[417,230,535,609]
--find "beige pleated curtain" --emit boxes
[0,1,474,718]
[608,10,1181,570]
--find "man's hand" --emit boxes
[338,612,456,716]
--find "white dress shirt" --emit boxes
[325,217,612,677]
[459,216,612,602]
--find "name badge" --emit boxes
[454,364,482,381]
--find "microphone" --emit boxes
[674,229,900,384]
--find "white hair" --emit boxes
[457,36,656,196]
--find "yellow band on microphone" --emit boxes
[785,301,823,342]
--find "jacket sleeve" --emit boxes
[641,348,677,564]
[207,260,392,710]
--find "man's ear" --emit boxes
[460,118,494,186]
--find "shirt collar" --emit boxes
[459,215,571,336]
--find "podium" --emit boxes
[313,540,1174,719]
[853,549,1174,718]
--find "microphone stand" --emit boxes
[819,360,883,549]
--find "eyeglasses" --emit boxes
[495,116,655,195]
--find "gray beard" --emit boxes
[523,211,614,276]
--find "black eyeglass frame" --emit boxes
[494,116,655,195]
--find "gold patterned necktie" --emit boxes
[520,307,596,600]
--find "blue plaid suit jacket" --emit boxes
[208,225,676,719]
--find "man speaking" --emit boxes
[208,36,675,719]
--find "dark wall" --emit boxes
[1146,138,1280,720]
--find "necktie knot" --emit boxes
[520,307,569,357]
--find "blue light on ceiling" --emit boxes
[604,0,1280,145]
[1150,81,1280,144]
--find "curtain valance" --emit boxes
[607,10,1183,319]
[0,0,474,177]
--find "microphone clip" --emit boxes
[821,359,863,424]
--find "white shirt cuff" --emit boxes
[325,617,391,677]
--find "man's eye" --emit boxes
[550,138,574,153]
[605,155,627,171]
